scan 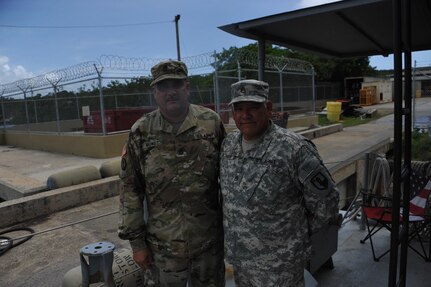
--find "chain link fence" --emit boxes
[0,51,339,135]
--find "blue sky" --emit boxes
[1,0,430,85]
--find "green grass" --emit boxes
[318,114,384,127]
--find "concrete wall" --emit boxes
[3,131,128,158]
[288,115,319,129]
[0,176,120,228]
[0,130,4,145]
[7,119,83,132]
[2,116,319,158]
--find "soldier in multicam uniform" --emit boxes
[220,79,339,287]
[118,60,226,287]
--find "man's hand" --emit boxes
[133,248,153,269]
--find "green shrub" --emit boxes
[412,130,431,161]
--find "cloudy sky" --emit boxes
[1,0,430,85]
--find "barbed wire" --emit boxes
[222,49,314,73]
[1,51,312,95]
[2,61,101,95]
[99,52,216,72]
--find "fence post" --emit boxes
[213,51,220,114]
[75,92,81,119]
[45,75,62,134]
[258,39,266,81]
[0,88,5,130]
[311,66,316,115]
[274,64,287,113]
[31,88,38,123]
[237,60,241,81]
[17,85,30,132]
[94,64,106,135]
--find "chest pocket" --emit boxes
[237,166,266,202]
[143,132,218,193]
[242,162,289,207]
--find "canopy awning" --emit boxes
[219,0,431,58]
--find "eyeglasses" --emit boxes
[155,79,185,92]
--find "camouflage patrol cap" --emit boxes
[229,79,269,105]
[150,60,188,86]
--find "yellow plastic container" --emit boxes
[326,101,342,122]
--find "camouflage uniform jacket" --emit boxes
[118,104,225,258]
[220,123,339,271]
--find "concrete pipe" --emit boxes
[46,166,101,190]
[99,158,121,178]
[62,248,154,287]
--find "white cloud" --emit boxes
[0,55,34,85]
[297,0,340,9]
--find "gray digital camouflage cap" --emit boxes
[150,60,188,86]
[229,79,269,105]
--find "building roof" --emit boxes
[219,0,431,58]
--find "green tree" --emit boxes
[214,43,377,82]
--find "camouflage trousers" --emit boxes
[232,264,305,287]
[149,244,225,287]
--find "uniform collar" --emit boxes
[236,121,275,159]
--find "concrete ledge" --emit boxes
[3,131,127,158]
[0,167,46,200]
[0,176,120,228]
[299,124,343,140]
[288,114,318,128]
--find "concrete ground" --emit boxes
[1,196,430,287]
[1,97,431,286]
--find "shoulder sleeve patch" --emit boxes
[310,171,329,190]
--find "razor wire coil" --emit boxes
[1,51,312,96]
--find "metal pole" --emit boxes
[31,89,38,123]
[360,153,370,230]
[389,0,402,285]
[213,51,220,114]
[17,86,30,132]
[274,64,287,113]
[412,60,417,128]
[399,0,412,285]
[175,15,181,61]
[0,88,6,130]
[258,39,266,81]
[94,64,106,135]
[52,85,61,134]
[45,77,62,134]
[279,70,284,112]
[311,66,316,115]
[237,60,241,81]
[75,92,81,119]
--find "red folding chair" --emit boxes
[360,171,431,262]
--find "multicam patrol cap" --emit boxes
[229,79,269,105]
[150,60,188,86]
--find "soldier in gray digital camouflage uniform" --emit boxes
[118,60,226,287]
[220,79,339,287]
